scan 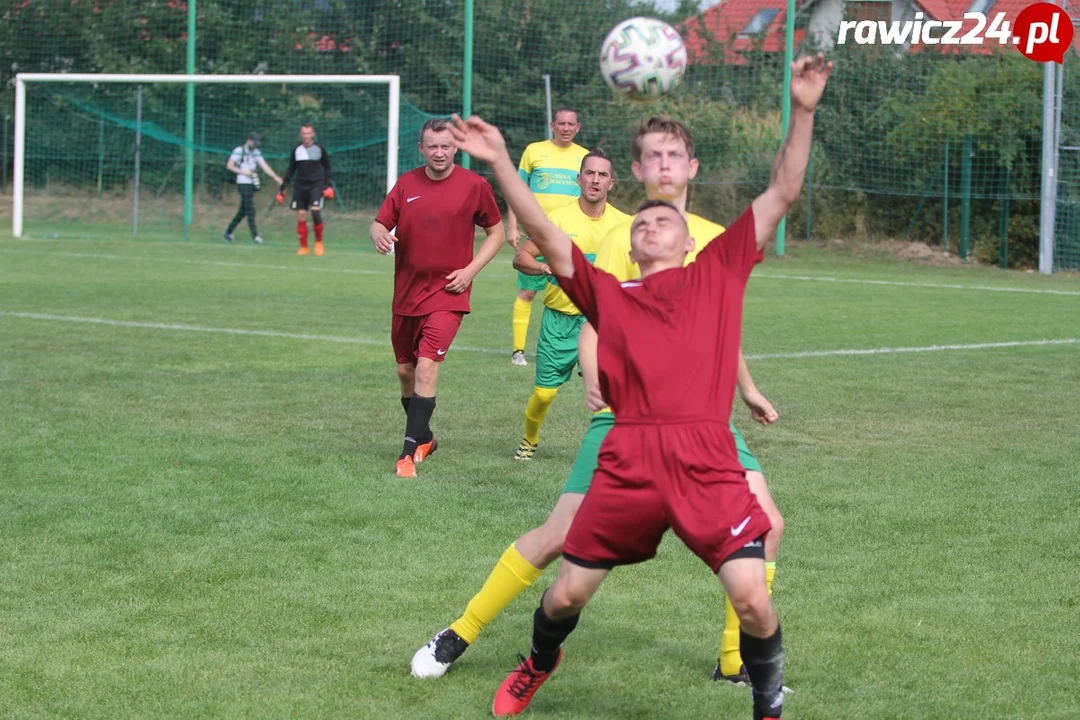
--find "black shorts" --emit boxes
[290,183,324,211]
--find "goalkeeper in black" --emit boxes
[277,122,334,256]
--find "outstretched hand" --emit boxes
[791,53,834,112]
[449,114,508,164]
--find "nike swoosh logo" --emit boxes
[436,349,446,355]
[407,196,421,203]
[730,516,751,536]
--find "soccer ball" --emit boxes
[599,17,687,99]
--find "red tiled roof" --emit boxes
[681,0,807,65]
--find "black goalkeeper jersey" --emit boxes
[281,142,331,188]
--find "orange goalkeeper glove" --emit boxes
[275,192,285,204]
[322,187,335,199]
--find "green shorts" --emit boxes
[517,254,548,292]
[562,412,615,495]
[560,415,761,495]
[535,307,586,389]
[732,422,762,473]
[517,271,547,293]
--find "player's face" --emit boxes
[551,112,580,146]
[299,127,315,146]
[628,205,694,267]
[419,129,457,173]
[578,157,614,204]
[631,133,699,201]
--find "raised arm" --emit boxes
[513,239,551,276]
[449,115,575,278]
[751,54,833,251]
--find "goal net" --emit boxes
[13,74,426,241]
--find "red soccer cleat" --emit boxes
[414,436,438,464]
[395,456,417,478]
[492,651,562,717]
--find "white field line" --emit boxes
[1,311,1077,360]
[744,338,1080,360]
[752,272,1080,297]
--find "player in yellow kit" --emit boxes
[511,148,629,460]
[507,108,588,367]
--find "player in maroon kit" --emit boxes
[449,54,832,719]
[370,118,506,478]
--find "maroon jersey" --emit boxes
[376,166,501,316]
[555,205,764,474]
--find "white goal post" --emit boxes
[12,73,401,237]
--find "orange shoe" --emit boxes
[395,455,417,478]
[297,246,309,256]
[414,436,438,464]
[314,241,324,257]
[492,651,561,717]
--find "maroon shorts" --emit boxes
[391,311,465,364]
[562,421,772,574]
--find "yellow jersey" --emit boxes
[518,140,589,214]
[543,201,631,315]
[593,212,727,282]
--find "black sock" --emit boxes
[742,624,785,720]
[400,394,435,459]
[400,396,411,414]
[529,600,579,672]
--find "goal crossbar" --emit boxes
[12,73,401,237]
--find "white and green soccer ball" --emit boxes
[599,17,688,99]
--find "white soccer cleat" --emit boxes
[511,350,528,367]
[410,628,469,679]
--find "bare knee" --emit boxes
[414,361,439,394]
[547,577,590,614]
[297,210,308,222]
[518,289,536,302]
[729,585,776,635]
[766,507,785,545]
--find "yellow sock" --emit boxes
[720,594,743,675]
[523,386,559,445]
[719,562,776,675]
[449,543,544,644]
[512,297,532,352]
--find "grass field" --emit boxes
[2,218,1079,719]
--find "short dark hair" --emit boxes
[247,131,260,143]
[300,122,314,130]
[631,116,695,162]
[553,106,579,123]
[637,199,680,214]
[635,199,688,230]
[419,117,451,143]
[581,147,614,176]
